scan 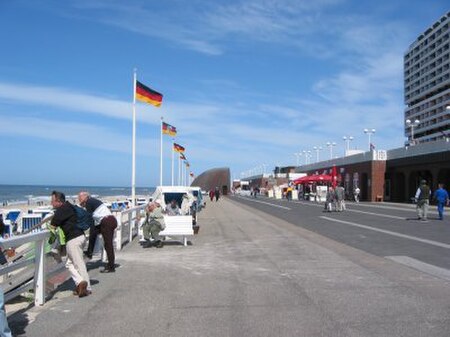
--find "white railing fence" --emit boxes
[113,204,146,251]
[0,230,50,306]
[0,205,147,307]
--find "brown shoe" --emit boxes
[78,281,88,298]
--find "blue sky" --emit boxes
[0,0,449,187]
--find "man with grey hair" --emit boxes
[78,191,117,273]
[415,179,431,221]
[142,200,165,248]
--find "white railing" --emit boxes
[114,204,146,250]
[0,230,50,306]
[0,206,147,306]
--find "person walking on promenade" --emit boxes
[415,179,431,221]
[78,192,118,273]
[335,185,345,212]
[214,187,220,202]
[50,191,91,297]
[324,187,334,212]
[354,186,360,203]
[142,201,165,248]
[433,183,449,220]
[209,189,214,202]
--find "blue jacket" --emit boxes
[434,188,449,203]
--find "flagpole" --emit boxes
[160,116,163,186]
[171,139,174,186]
[178,155,181,185]
[131,69,137,207]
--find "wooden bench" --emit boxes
[159,215,194,246]
[375,195,383,202]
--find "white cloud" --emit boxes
[0,115,160,155]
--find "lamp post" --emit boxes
[313,146,322,162]
[294,152,301,166]
[303,150,312,165]
[363,128,376,151]
[405,119,420,145]
[343,136,354,155]
[326,142,336,159]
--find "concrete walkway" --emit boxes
[8,198,450,337]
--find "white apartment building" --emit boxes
[404,11,450,144]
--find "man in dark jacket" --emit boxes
[50,191,90,297]
[415,180,431,221]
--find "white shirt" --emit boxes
[92,203,112,226]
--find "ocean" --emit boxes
[0,184,155,206]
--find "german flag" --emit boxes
[179,152,186,160]
[162,122,177,137]
[135,80,163,107]
[173,143,185,153]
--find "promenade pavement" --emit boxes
[7,197,450,336]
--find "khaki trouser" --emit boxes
[143,221,163,241]
[416,200,429,220]
[66,234,91,291]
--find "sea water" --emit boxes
[0,184,154,206]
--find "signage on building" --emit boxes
[373,150,387,161]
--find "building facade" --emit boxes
[404,12,450,144]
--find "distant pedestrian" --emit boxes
[78,191,117,273]
[50,191,91,297]
[415,179,431,221]
[335,186,345,212]
[433,183,449,220]
[324,187,334,212]
[214,187,220,202]
[209,190,214,202]
[354,187,360,203]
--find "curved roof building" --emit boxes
[191,167,230,195]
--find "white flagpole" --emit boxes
[171,139,174,186]
[178,155,181,185]
[182,161,185,186]
[160,117,163,186]
[131,69,137,207]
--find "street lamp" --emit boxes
[313,146,322,162]
[326,142,336,159]
[343,136,354,155]
[363,128,376,151]
[406,119,420,145]
[294,152,301,166]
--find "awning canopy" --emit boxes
[293,174,332,185]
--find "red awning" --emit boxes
[293,174,332,185]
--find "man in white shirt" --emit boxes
[78,192,118,273]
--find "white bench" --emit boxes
[159,215,194,246]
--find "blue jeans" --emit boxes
[437,201,445,219]
[0,289,12,337]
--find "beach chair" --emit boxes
[21,214,43,233]
[5,209,21,223]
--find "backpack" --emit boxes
[73,205,94,231]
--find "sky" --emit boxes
[0,0,449,187]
